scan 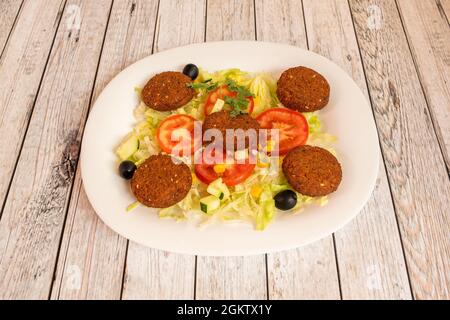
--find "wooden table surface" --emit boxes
[0,0,449,300]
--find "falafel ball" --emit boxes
[277,66,330,112]
[282,145,342,197]
[202,110,260,151]
[130,154,192,208]
[141,71,195,111]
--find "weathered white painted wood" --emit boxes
[123,250,196,300]
[195,0,267,300]
[206,0,255,41]
[255,0,306,46]
[51,0,159,300]
[303,0,411,300]
[121,0,206,299]
[396,0,450,171]
[0,0,23,55]
[197,255,267,299]
[152,0,206,53]
[0,0,64,218]
[349,0,450,299]
[255,0,340,300]
[0,0,112,299]
[267,238,340,300]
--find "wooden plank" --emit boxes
[51,172,127,299]
[197,256,267,299]
[267,238,339,299]
[0,0,112,299]
[396,0,450,171]
[439,0,450,21]
[51,0,159,300]
[123,250,195,300]
[152,0,206,53]
[206,0,255,40]
[0,0,64,217]
[255,0,306,46]
[121,0,206,300]
[349,0,450,299]
[0,0,23,56]
[255,0,341,300]
[195,0,267,300]
[303,0,411,299]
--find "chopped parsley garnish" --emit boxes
[224,79,254,98]
[187,78,254,117]
[187,79,218,92]
[224,96,249,117]
[223,78,254,117]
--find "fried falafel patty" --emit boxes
[277,66,330,112]
[282,145,342,197]
[141,71,195,111]
[131,154,192,208]
[202,110,260,151]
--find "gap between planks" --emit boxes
[0,0,24,59]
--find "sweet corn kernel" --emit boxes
[257,154,270,168]
[260,139,276,152]
[191,172,198,184]
[213,164,226,174]
[251,185,263,198]
[257,160,270,168]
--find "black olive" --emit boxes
[274,190,297,211]
[183,63,199,80]
[119,160,137,180]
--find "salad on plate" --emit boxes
[115,64,341,230]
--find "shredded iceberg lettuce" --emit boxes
[196,68,251,86]
[304,111,337,155]
[304,112,321,133]
[248,73,278,115]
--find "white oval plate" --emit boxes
[81,41,379,256]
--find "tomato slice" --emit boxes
[194,149,255,186]
[204,85,254,116]
[256,108,309,155]
[156,114,199,156]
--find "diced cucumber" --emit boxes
[116,134,139,161]
[200,195,221,213]
[218,185,230,200]
[211,98,224,113]
[126,201,140,213]
[207,185,222,198]
[207,178,230,200]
